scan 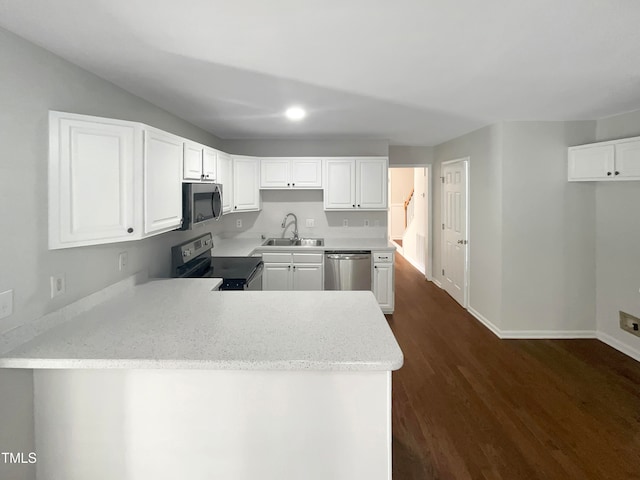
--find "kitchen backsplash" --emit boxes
[205,190,387,240]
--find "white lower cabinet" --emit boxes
[372,251,394,314]
[49,111,183,249]
[262,252,323,291]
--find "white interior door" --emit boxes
[441,159,468,307]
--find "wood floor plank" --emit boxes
[389,254,640,480]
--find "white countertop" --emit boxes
[0,279,403,371]
[212,237,396,257]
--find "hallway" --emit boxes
[388,255,640,480]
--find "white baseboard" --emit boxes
[597,331,640,363]
[432,278,443,289]
[467,306,502,338]
[397,251,425,275]
[500,330,597,339]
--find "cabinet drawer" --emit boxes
[262,252,292,263]
[292,253,323,264]
[373,252,393,263]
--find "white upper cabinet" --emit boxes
[217,151,233,214]
[202,147,218,181]
[232,156,261,212]
[260,157,322,189]
[183,141,217,182]
[49,111,186,249]
[144,128,183,235]
[324,157,387,210]
[568,137,640,181]
[49,112,141,249]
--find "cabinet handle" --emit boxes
[607,171,612,176]
[127,228,134,233]
[615,171,620,176]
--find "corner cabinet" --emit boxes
[260,157,322,189]
[372,251,394,314]
[324,157,388,210]
[568,137,640,181]
[232,156,261,212]
[49,112,183,249]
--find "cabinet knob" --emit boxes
[287,183,290,186]
[293,265,296,271]
[352,204,355,208]
[615,171,620,176]
[288,265,291,270]
[357,204,361,207]
[234,206,237,210]
[292,183,295,186]
[607,171,612,176]
[127,228,134,233]
[374,265,378,269]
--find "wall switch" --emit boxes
[236,219,242,228]
[0,289,13,320]
[305,218,315,228]
[118,252,128,271]
[50,274,66,299]
[364,219,370,227]
[620,311,640,337]
[343,219,348,227]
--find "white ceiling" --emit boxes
[1,0,640,145]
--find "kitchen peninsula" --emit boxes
[0,277,403,480]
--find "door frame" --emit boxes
[440,157,470,307]
[387,163,433,281]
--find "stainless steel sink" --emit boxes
[262,237,324,247]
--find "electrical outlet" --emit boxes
[0,290,13,320]
[50,274,66,299]
[364,219,370,227]
[620,311,640,337]
[118,252,128,271]
[305,218,315,228]
[236,219,242,228]
[343,219,348,227]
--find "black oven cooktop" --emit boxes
[170,233,263,290]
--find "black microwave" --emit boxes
[179,183,223,230]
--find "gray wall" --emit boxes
[222,139,388,157]
[433,124,505,329]
[594,110,640,356]
[0,27,222,480]
[500,121,596,332]
[388,145,433,166]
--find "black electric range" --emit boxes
[170,233,263,290]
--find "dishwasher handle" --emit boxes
[326,254,371,261]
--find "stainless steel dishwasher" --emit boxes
[324,251,372,290]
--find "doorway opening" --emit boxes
[388,166,431,280]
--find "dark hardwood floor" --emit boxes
[388,254,640,480]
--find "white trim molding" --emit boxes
[432,278,443,289]
[467,307,502,338]
[597,332,640,363]
[500,330,597,339]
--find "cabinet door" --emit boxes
[568,145,614,181]
[292,264,323,291]
[291,158,322,188]
[262,264,292,291]
[260,158,290,188]
[324,159,356,209]
[202,148,217,182]
[50,113,140,249]
[356,158,387,209]
[217,152,233,214]
[183,141,203,180]
[233,156,261,212]
[614,141,640,179]
[144,129,183,235]
[373,263,394,312]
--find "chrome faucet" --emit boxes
[281,213,299,240]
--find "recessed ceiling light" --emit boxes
[285,106,306,121]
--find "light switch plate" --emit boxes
[118,252,128,271]
[0,289,13,319]
[364,219,370,227]
[50,274,66,299]
[236,219,242,228]
[343,219,348,227]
